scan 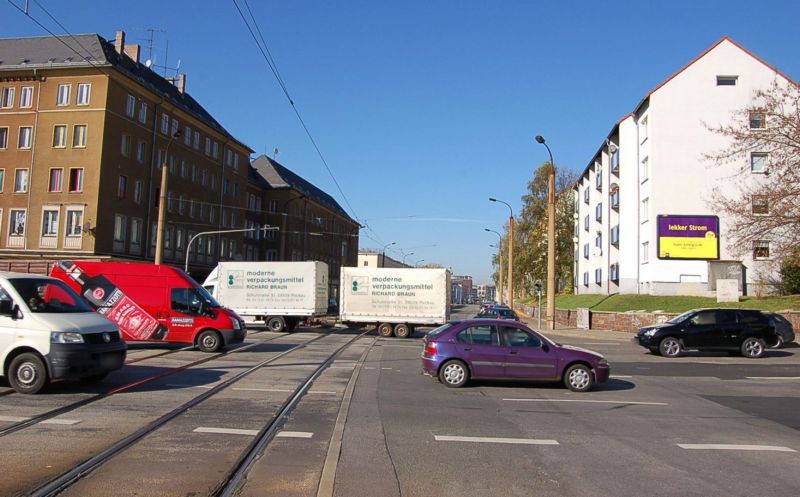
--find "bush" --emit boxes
[779,260,800,295]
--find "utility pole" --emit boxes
[536,135,557,330]
[154,130,181,265]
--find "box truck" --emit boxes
[203,261,329,333]
[339,267,451,338]
[50,261,246,352]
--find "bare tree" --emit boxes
[706,80,800,264]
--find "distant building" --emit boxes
[451,275,473,304]
[358,250,407,268]
[476,284,496,301]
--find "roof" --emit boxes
[0,33,252,152]
[250,155,357,225]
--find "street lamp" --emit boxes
[535,134,556,330]
[402,252,415,265]
[485,228,504,305]
[489,197,514,310]
[415,259,425,267]
[154,129,182,265]
[381,241,396,267]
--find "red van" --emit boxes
[50,261,245,352]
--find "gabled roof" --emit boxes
[0,33,252,152]
[251,155,357,225]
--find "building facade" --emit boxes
[574,37,794,296]
[357,251,407,268]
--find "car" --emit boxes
[763,312,795,348]
[474,308,519,321]
[421,319,610,391]
[634,308,778,358]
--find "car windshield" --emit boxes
[667,310,696,324]
[7,277,93,313]
[499,309,515,317]
[195,285,221,308]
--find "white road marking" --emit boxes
[330,366,356,369]
[694,361,731,365]
[379,344,421,349]
[435,435,558,445]
[0,415,27,422]
[503,398,667,406]
[277,431,314,438]
[677,444,796,452]
[745,377,800,380]
[0,415,81,425]
[233,387,293,393]
[580,342,622,345]
[308,390,339,395]
[166,383,214,389]
[611,375,633,379]
[193,427,259,436]
[381,367,393,370]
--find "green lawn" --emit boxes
[542,294,800,313]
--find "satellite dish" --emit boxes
[145,59,152,68]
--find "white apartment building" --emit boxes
[574,37,794,296]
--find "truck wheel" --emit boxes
[394,323,411,338]
[377,323,393,337]
[8,353,49,394]
[267,317,286,333]
[197,329,223,352]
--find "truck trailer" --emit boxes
[203,261,329,332]
[339,267,451,338]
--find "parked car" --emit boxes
[475,308,519,321]
[764,312,795,348]
[634,308,778,358]
[421,319,610,391]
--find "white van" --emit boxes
[0,272,127,394]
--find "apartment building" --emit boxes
[574,37,794,296]
[0,31,251,274]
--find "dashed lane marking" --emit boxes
[677,444,796,452]
[610,375,633,379]
[277,431,314,438]
[166,383,215,389]
[745,377,800,380]
[435,435,559,445]
[0,415,81,425]
[503,398,667,406]
[308,390,339,395]
[193,427,259,436]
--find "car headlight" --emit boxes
[51,332,85,344]
[643,328,658,337]
[230,317,241,330]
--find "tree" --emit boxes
[706,81,800,265]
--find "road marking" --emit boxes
[611,375,633,379]
[233,387,293,392]
[379,344,421,349]
[0,415,81,425]
[745,377,800,380]
[308,390,339,395]
[677,444,796,452]
[193,427,259,436]
[503,398,667,406]
[277,431,314,438]
[166,383,214,389]
[381,367,393,370]
[695,361,731,365]
[580,342,622,345]
[434,435,559,445]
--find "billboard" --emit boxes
[657,215,720,260]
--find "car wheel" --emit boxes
[197,329,223,353]
[82,373,108,383]
[267,317,286,333]
[659,337,682,358]
[8,353,48,394]
[393,323,410,338]
[439,360,469,388]
[564,364,594,392]
[741,337,765,358]
[377,323,393,337]
[770,335,784,349]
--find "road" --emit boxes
[1,305,799,496]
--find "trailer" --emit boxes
[203,261,328,332]
[339,267,451,338]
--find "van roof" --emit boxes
[0,272,57,280]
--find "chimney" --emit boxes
[178,73,186,94]
[114,30,126,55]
[123,43,140,64]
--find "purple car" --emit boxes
[421,319,610,392]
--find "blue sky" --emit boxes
[4,0,799,283]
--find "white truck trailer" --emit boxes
[203,261,329,332]
[339,267,451,338]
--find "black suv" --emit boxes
[635,309,777,358]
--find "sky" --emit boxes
[4,0,799,283]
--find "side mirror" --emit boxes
[541,342,550,352]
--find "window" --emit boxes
[211,174,217,191]
[160,114,169,134]
[502,327,540,348]
[125,94,135,117]
[133,180,142,204]
[170,288,210,316]
[168,192,175,212]
[0,169,4,192]
[184,126,192,146]
[717,75,738,86]
[181,160,188,178]
[179,194,185,215]
[176,229,185,251]
[171,118,179,137]
[14,169,29,193]
[610,263,619,282]
[48,168,63,192]
[595,165,602,190]
[751,195,769,215]
[753,240,770,260]
[269,199,277,213]
[191,164,198,182]
[595,233,602,248]
[639,117,648,142]
[583,187,589,204]
[130,218,142,244]
[136,141,146,163]
[0,127,6,149]
[595,268,602,285]
[641,198,649,221]
[117,175,128,199]
[595,203,602,222]
[584,215,589,232]
[749,111,765,129]
[205,137,211,156]
[640,156,649,182]
[68,168,84,192]
[642,241,649,263]
[207,238,215,256]
[9,209,26,236]
[72,125,87,147]
[223,178,229,195]
[610,190,620,209]
[583,272,589,287]
[121,134,131,156]
[57,84,71,106]
[76,83,91,105]
[212,141,219,159]
[66,209,83,236]
[18,126,32,149]
[189,200,196,218]
[610,225,620,245]
[191,131,199,150]
[53,125,67,147]
[228,240,236,258]
[611,149,620,174]
[20,86,33,108]
[42,208,59,236]
[169,155,177,175]
[232,182,238,198]
[1,87,14,108]
[138,101,148,123]
[113,214,126,242]
[750,152,768,173]
[583,243,589,259]
[157,148,166,168]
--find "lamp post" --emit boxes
[402,252,415,266]
[154,129,182,265]
[280,194,305,261]
[489,198,514,310]
[535,134,556,330]
[381,241,396,267]
[485,228,504,305]
[415,259,425,267]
